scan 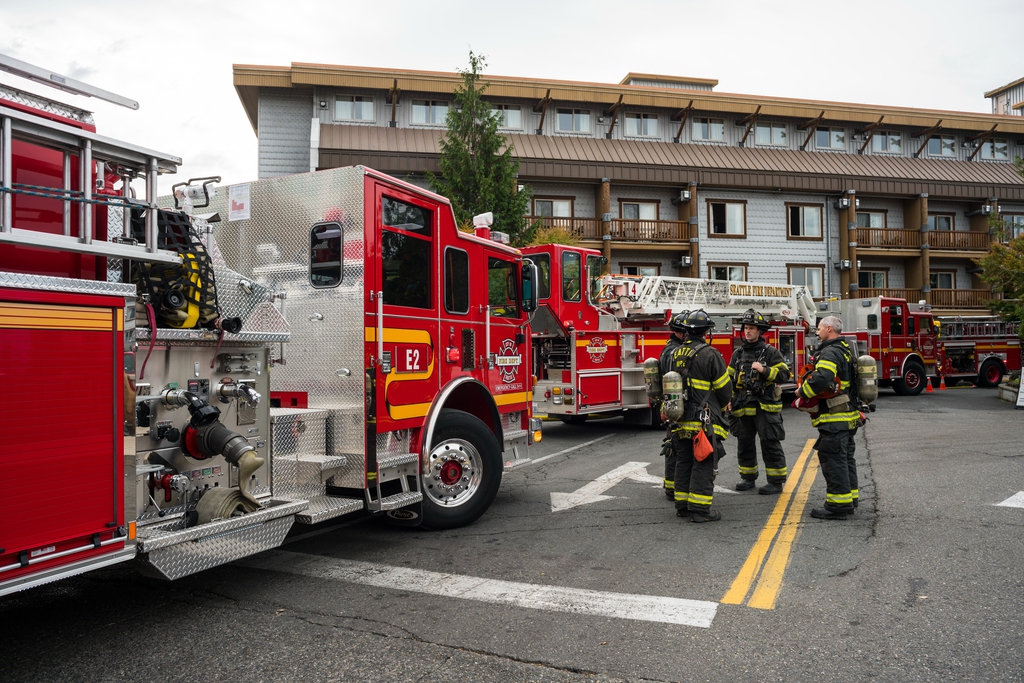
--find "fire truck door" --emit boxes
[370,185,440,427]
[485,254,529,403]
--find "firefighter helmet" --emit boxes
[681,309,716,333]
[740,308,771,332]
[669,311,690,332]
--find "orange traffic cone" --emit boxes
[925,377,934,393]
[939,375,947,390]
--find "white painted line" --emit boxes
[529,434,614,465]
[239,550,719,628]
[995,491,1024,508]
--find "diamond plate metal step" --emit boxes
[294,453,348,476]
[369,491,423,512]
[376,452,418,470]
[503,428,528,442]
[294,495,365,524]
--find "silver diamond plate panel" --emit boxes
[0,270,136,298]
[271,407,333,499]
[295,495,365,524]
[500,411,522,434]
[0,85,95,124]
[134,498,307,580]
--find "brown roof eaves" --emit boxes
[984,76,1024,98]
[317,124,1024,200]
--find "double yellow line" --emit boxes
[721,438,819,610]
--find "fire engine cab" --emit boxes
[0,55,539,597]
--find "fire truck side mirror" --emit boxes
[522,261,538,313]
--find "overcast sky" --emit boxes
[2,0,1021,194]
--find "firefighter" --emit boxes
[728,309,791,495]
[663,310,733,523]
[658,311,689,500]
[796,315,861,520]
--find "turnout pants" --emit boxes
[814,427,859,512]
[735,410,787,484]
[671,431,719,515]
[663,433,677,497]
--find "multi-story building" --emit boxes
[987,77,1024,117]
[233,62,1024,316]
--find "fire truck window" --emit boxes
[586,255,604,303]
[908,317,916,335]
[309,222,342,288]
[562,251,581,302]
[867,314,878,330]
[444,247,469,314]
[382,231,430,308]
[488,257,519,318]
[890,312,903,335]
[382,196,431,236]
[533,253,551,299]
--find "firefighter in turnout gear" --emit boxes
[728,309,791,495]
[658,311,689,500]
[662,310,733,523]
[797,315,861,520]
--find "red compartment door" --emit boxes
[0,289,125,580]
[578,373,620,409]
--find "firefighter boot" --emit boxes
[811,507,849,520]
[735,479,757,491]
[690,509,722,523]
[758,482,784,495]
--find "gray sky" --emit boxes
[2,0,1021,194]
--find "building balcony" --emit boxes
[857,229,920,249]
[859,288,924,301]
[527,217,689,243]
[857,228,992,252]
[928,231,991,252]
[859,288,997,310]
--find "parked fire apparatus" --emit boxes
[0,55,538,597]
[522,244,816,423]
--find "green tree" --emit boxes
[428,52,534,246]
[975,155,1024,338]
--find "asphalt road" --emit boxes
[2,386,1023,683]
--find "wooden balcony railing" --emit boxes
[928,231,991,251]
[857,229,921,249]
[610,219,688,241]
[527,217,689,242]
[859,288,924,301]
[930,289,996,308]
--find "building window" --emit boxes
[789,265,824,298]
[928,214,954,231]
[930,271,955,289]
[1003,215,1024,242]
[335,95,374,121]
[534,197,573,218]
[692,117,725,141]
[927,135,956,157]
[815,127,846,149]
[858,270,888,289]
[707,200,746,237]
[709,263,746,281]
[981,139,1009,160]
[755,122,787,146]
[625,113,659,137]
[556,108,591,133]
[620,200,658,220]
[412,100,449,124]
[787,204,823,239]
[492,104,522,129]
[620,263,660,276]
[856,211,886,228]
[871,131,902,153]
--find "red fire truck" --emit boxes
[523,244,815,424]
[0,56,538,597]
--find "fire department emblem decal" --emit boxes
[496,339,522,383]
[586,337,608,364]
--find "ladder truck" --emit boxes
[0,55,539,597]
[522,244,816,424]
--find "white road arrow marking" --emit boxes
[551,461,652,512]
[995,491,1024,508]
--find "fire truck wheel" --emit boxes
[894,361,926,396]
[420,409,502,530]
[977,360,1004,388]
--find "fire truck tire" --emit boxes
[895,361,926,396]
[977,360,1004,388]
[420,409,502,531]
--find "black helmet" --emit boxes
[740,308,771,332]
[669,310,690,332]
[682,309,716,333]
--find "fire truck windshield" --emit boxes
[488,257,520,318]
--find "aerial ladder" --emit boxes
[598,274,818,326]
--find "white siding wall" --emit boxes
[258,88,315,178]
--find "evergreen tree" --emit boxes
[975,156,1024,339]
[428,52,534,246]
